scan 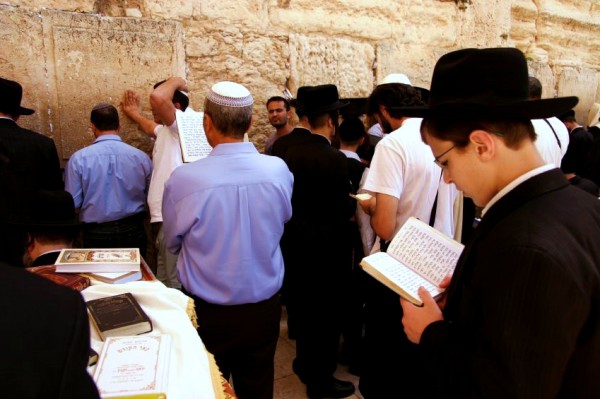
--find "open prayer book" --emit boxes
[360,217,464,306]
[175,108,212,163]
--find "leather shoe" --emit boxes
[306,377,356,399]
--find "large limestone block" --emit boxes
[1,1,94,13]
[376,42,446,90]
[269,0,457,42]
[184,22,290,147]
[289,34,375,98]
[198,0,268,29]
[145,0,195,20]
[40,10,185,160]
[455,0,511,48]
[0,6,51,136]
[557,67,599,122]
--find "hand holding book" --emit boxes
[400,286,444,344]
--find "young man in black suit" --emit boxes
[278,85,356,399]
[0,77,63,266]
[399,48,600,398]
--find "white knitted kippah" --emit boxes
[380,73,412,85]
[206,81,253,107]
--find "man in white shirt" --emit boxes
[121,77,189,288]
[528,76,569,167]
[357,80,456,399]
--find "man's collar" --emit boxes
[94,134,122,143]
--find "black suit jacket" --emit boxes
[270,127,313,160]
[280,134,354,291]
[421,169,600,398]
[0,262,99,398]
[0,118,63,264]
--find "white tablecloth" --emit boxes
[82,281,217,399]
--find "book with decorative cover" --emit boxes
[94,334,171,398]
[86,292,152,340]
[26,265,91,291]
[360,217,464,306]
[55,248,140,273]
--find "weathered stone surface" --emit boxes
[1,0,600,155]
[557,67,599,123]
[145,0,195,20]
[289,34,375,97]
[0,5,50,136]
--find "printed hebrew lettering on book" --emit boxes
[94,334,171,397]
[360,217,464,306]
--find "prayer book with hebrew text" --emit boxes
[360,217,464,306]
[175,108,212,163]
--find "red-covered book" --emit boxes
[26,265,91,291]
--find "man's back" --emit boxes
[532,116,569,167]
[163,142,293,305]
[364,118,453,238]
[65,135,152,223]
[271,126,312,159]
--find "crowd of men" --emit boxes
[1,45,599,399]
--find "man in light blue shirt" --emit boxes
[65,103,152,256]
[162,81,293,399]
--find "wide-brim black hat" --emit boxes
[11,190,80,228]
[340,97,368,117]
[297,84,349,116]
[389,48,578,120]
[0,77,35,116]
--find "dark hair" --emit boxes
[421,117,536,150]
[367,83,424,119]
[308,110,339,131]
[339,117,366,144]
[154,80,189,111]
[266,96,290,111]
[204,99,252,138]
[528,76,542,100]
[90,103,119,131]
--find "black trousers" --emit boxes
[82,212,147,258]
[186,291,281,399]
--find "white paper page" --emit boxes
[365,252,441,300]
[175,109,212,163]
[387,217,463,286]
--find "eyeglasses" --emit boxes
[433,145,455,168]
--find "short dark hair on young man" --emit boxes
[90,103,119,131]
[266,96,290,111]
[204,99,253,139]
[153,80,189,111]
[528,76,543,100]
[367,83,425,119]
[421,117,536,151]
[307,110,339,131]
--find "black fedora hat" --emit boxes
[340,97,368,117]
[298,84,349,116]
[12,190,79,228]
[0,77,35,116]
[389,48,578,119]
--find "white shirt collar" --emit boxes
[340,149,360,161]
[482,164,555,216]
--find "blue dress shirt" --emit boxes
[162,142,293,305]
[65,134,152,223]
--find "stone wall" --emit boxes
[1,0,599,160]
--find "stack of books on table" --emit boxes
[55,248,148,285]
